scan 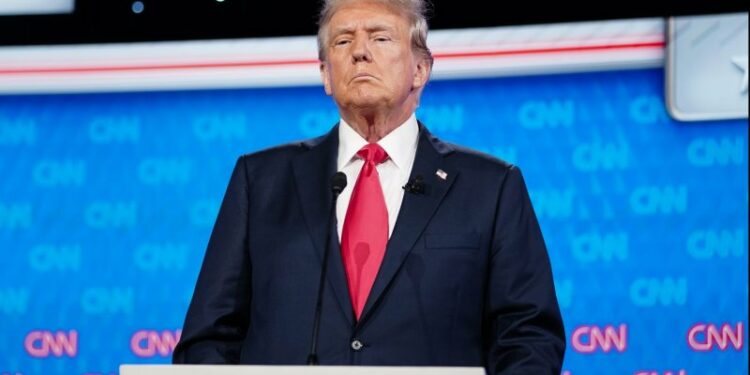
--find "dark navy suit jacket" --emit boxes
[173,124,566,374]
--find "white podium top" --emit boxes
[120,365,485,375]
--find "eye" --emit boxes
[374,36,391,42]
[334,39,351,46]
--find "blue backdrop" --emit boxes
[0,68,747,375]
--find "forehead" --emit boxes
[327,2,409,35]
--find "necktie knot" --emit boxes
[357,143,388,165]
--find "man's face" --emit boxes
[320,1,429,112]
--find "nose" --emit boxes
[351,35,372,63]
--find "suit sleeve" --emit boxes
[173,156,252,364]
[485,165,566,374]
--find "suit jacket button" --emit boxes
[351,339,363,351]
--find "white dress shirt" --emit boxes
[336,114,419,240]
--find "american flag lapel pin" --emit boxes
[435,169,448,180]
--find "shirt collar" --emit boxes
[337,113,419,170]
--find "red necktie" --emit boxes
[341,143,389,320]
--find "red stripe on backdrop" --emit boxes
[0,41,665,75]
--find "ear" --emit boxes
[320,62,333,96]
[411,56,431,91]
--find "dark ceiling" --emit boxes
[0,0,748,46]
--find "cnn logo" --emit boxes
[24,330,77,358]
[571,324,627,353]
[688,322,744,351]
[131,330,181,357]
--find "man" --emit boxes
[173,0,566,373]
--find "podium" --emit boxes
[120,365,484,375]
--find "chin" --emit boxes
[349,94,388,108]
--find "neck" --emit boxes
[341,103,415,143]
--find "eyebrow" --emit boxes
[329,23,398,39]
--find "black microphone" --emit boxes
[307,171,347,365]
[403,175,426,195]
[330,172,347,196]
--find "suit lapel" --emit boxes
[358,125,458,325]
[291,125,355,327]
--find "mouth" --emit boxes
[351,73,377,82]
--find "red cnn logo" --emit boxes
[688,322,744,351]
[571,324,627,353]
[24,330,78,358]
[131,330,181,357]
